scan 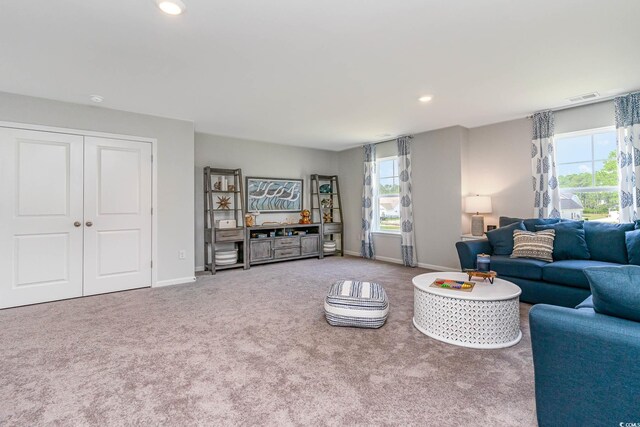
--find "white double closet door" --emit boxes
[0,127,152,309]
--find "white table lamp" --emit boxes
[465,195,492,236]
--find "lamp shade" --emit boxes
[465,196,492,214]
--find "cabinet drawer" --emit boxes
[216,229,244,242]
[323,223,342,234]
[274,248,301,259]
[274,237,300,248]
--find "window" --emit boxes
[555,127,618,222]
[375,156,400,232]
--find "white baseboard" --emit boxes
[343,250,458,272]
[195,265,205,272]
[417,263,458,272]
[154,276,197,288]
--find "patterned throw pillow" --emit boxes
[510,229,555,262]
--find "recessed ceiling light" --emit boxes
[418,95,433,103]
[90,95,104,103]
[156,0,186,15]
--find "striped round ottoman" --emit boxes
[324,280,389,328]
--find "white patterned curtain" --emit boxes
[397,136,417,267]
[531,111,561,219]
[616,92,640,222]
[360,144,376,259]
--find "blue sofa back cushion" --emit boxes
[535,221,590,260]
[583,265,640,322]
[584,221,634,264]
[499,216,561,232]
[625,229,640,266]
[486,221,526,256]
[499,216,521,227]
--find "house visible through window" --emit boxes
[555,127,618,222]
[375,156,400,232]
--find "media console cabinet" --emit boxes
[245,223,321,267]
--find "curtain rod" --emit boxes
[527,93,624,119]
[367,134,413,146]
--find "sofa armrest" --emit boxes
[455,240,492,270]
[529,305,640,427]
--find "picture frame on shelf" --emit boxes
[246,177,303,213]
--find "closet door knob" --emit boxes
[74,221,81,227]
[86,221,93,227]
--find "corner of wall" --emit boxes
[459,126,471,235]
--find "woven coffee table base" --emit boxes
[413,287,521,349]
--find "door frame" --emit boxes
[0,121,159,287]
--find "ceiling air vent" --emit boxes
[567,92,599,103]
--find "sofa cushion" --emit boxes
[536,221,590,260]
[583,265,640,322]
[584,221,634,264]
[625,229,640,266]
[491,255,548,280]
[499,216,522,227]
[486,221,526,255]
[542,260,622,289]
[511,229,555,262]
[498,216,561,232]
[523,218,562,232]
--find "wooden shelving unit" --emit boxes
[203,167,247,274]
[310,174,344,257]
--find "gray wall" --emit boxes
[465,118,533,228]
[464,100,616,229]
[195,132,337,269]
[2,90,613,277]
[337,100,616,269]
[0,91,195,284]
[338,126,467,269]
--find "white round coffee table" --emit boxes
[412,272,522,349]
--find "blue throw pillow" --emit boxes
[498,217,561,231]
[523,218,561,232]
[583,265,640,322]
[625,229,640,266]
[499,216,522,227]
[487,221,526,255]
[584,222,634,264]
[535,221,590,260]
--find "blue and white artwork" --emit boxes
[246,177,303,212]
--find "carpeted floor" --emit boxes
[0,256,537,426]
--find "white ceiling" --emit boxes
[1,0,640,150]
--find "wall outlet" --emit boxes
[178,250,186,260]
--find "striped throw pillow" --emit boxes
[510,229,555,262]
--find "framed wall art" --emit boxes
[246,177,303,212]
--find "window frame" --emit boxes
[554,125,617,194]
[373,155,401,234]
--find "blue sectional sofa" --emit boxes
[455,217,637,307]
[529,270,640,426]
[456,218,640,424]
